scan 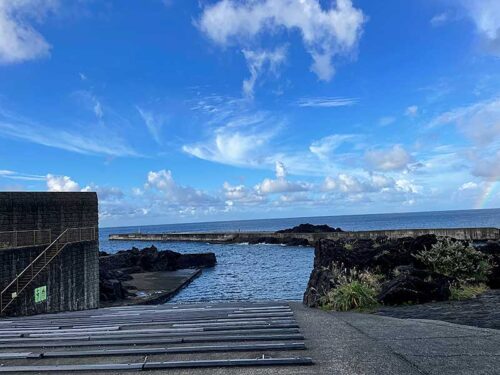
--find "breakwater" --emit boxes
[109,227,500,245]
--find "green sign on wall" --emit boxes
[34,286,47,303]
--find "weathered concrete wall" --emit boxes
[110,227,500,245]
[0,192,99,316]
[0,192,97,237]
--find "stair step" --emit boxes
[1,231,80,309]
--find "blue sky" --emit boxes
[0,0,499,227]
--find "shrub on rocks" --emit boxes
[414,239,492,283]
[304,236,497,310]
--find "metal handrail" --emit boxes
[0,226,97,314]
[0,229,52,249]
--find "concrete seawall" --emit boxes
[1,192,99,316]
[110,227,500,245]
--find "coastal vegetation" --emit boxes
[415,238,492,283]
[304,235,500,312]
[319,264,381,311]
[449,283,488,301]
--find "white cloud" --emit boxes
[365,145,411,171]
[395,179,421,194]
[81,184,124,201]
[255,161,311,194]
[198,0,365,81]
[94,101,103,119]
[0,169,45,181]
[309,134,357,159]
[242,47,287,97]
[136,106,165,144]
[73,90,104,120]
[223,182,264,204]
[297,97,357,108]
[145,170,219,206]
[0,0,57,64]
[430,12,449,27]
[460,0,500,53]
[405,105,418,117]
[79,72,87,81]
[0,108,139,157]
[46,174,80,192]
[429,98,500,146]
[471,151,500,179]
[378,116,396,126]
[183,116,278,168]
[275,161,287,179]
[323,173,395,194]
[459,181,479,191]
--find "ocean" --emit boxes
[100,208,500,303]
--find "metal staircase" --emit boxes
[0,227,96,314]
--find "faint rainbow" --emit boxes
[475,180,498,209]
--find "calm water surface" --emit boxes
[99,209,500,303]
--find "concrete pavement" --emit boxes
[0,301,498,374]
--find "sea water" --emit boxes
[99,209,500,303]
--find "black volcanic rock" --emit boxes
[304,235,500,308]
[303,234,455,307]
[99,245,216,302]
[276,223,342,234]
[377,266,452,305]
[476,240,500,288]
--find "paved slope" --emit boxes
[0,302,311,373]
[1,302,498,374]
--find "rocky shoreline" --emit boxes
[304,234,500,308]
[99,245,216,303]
[243,223,342,246]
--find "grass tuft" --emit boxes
[449,283,488,301]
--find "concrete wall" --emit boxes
[110,227,500,245]
[0,192,99,316]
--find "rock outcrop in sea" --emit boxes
[245,223,343,246]
[99,245,216,302]
[276,223,343,234]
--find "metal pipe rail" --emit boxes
[0,227,97,314]
[0,229,52,250]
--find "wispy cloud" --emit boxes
[183,124,278,168]
[405,105,419,117]
[0,170,45,181]
[242,47,287,98]
[378,116,396,126]
[309,134,359,159]
[72,90,104,120]
[297,97,357,108]
[430,12,449,27]
[460,0,500,54]
[0,0,58,64]
[0,109,139,157]
[428,97,500,146]
[136,106,165,144]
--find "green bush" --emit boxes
[415,239,492,283]
[450,283,488,301]
[319,263,381,311]
[321,280,379,311]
